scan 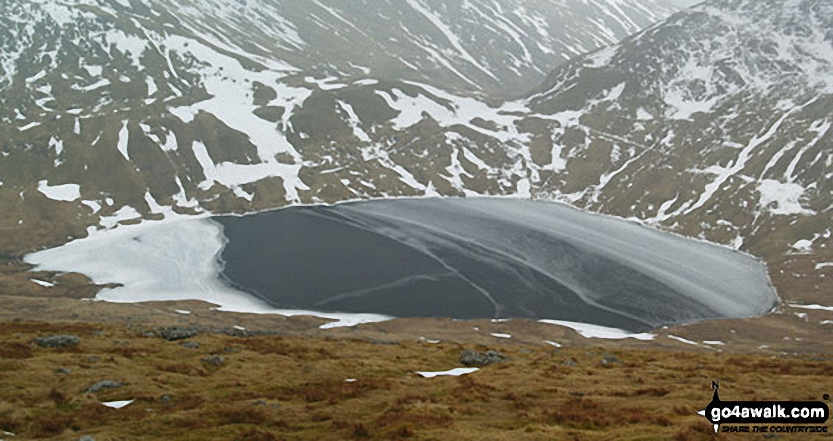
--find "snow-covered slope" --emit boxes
[521,0,832,262]
[2,0,831,306]
[162,0,682,96]
[0,0,686,251]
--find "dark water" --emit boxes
[214,198,778,332]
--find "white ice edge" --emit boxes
[24,213,391,329]
[416,367,479,378]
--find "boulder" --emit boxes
[32,335,80,348]
[459,349,506,366]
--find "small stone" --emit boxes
[601,356,621,365]
[201,355,224,366]
[459,349,507,366]
[78,436,96,441]
[179,341,200,349]
[33,335,80,348]
[85,380,124,393]
[158,327,198,341]
[54,367,72,375]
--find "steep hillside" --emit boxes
[520,0,833,285]
[0,0,685,254]
[1,0,831,315]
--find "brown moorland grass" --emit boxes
[0,321,831,440]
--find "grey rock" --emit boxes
[158,327,198,341]
[54,367,72,375]
[86,380,124,393]
[601,356,622,365]
[459,349,506,366]
[179,341,200,349]
[32,335,80,348]
[201,356,224,366]
[78,436,96,441]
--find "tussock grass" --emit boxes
[0,321,829,440]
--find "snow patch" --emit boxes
[757,179,814,215]
[101,400,133,409]
[416,367,478,378]
[539,319,655,340]
[37,181,80,202]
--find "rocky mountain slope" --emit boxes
[522,0,832,271]
[1,0,831,310]
[0,0,686,253]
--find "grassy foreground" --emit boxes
[1,321,831,440]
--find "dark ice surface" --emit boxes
[215,198,778,332]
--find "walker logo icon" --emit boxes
[698,382,830,435]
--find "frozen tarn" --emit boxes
[416,367,479,378]
[213,198,778,331]
[815,262,833,270]
[703,341,725,346]
[24,216,391,329]
[540,319,655,340]
[491,333,511,338]
[37,180,80,202]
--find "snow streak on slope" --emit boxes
[524,0,833,260]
